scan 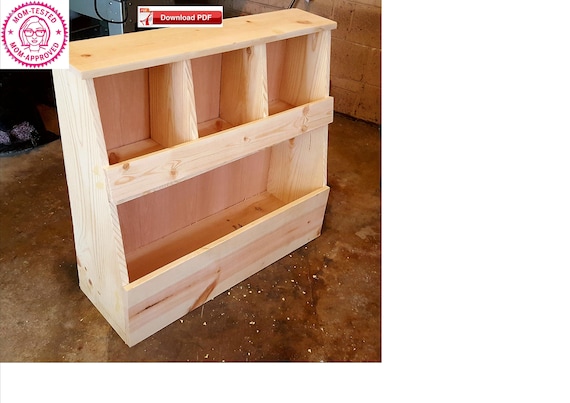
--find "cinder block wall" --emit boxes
[220,0,381,124]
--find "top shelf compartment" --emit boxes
[68,9,337,79]
[267,32,332,115]
[95,44,269,164]
[83,11,335,167]
[76,9,336,170]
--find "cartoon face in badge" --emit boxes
[19,16,50,52]
[1,1,68,68]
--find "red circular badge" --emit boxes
[1,2,68,68]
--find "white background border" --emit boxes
[2,1,570,401]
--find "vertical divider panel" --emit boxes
[267,126,329,204]
[279,30,332,106]
[149,60,199,147]
[220,44,268,125]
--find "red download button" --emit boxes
[154,10,223,25]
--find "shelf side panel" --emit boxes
[149,60,199,147]
[52,70,130,341]
[220,44,268,126]
[267,126,329,204]
[93,70,150,152]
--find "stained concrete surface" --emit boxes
[0,110,380,362]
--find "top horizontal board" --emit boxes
[68,8,337,79]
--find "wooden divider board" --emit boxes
[220,44,268,126]
[149,60,199,146]
[268,126,328,204]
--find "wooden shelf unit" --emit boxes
[53,9,336,346]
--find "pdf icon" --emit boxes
[1,1,69,69]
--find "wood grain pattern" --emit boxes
[220,44,268,126]
[279,30,332,106]
[54,8,335,346]
[117,150,270,256]
[191,54,222,125]
[52,70,130,340]
[125,191,284,281]
[197,117,233,137]
[93,70,150,151]
[125,187,329,345]
[267,40,286,106]
[267,126,328,204]
[105,97,333,204]
[149,60,198,146]
[69,9,337,79]
[108,138,164,165]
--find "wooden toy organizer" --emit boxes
[53,9,336,346]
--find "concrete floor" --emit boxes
[0,109,380,362]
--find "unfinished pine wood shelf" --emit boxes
[52,9,336,346]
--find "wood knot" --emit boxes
[246,47,252,55]
[122,162,130,170]
[80,54,92,58]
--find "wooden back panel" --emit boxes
[118,149,271,255]
[191,54,222,124]
[94,70,150,151]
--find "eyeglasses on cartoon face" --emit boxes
[23,29,46,37]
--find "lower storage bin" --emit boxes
[118,150,273,282]
[122,186,329,346]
